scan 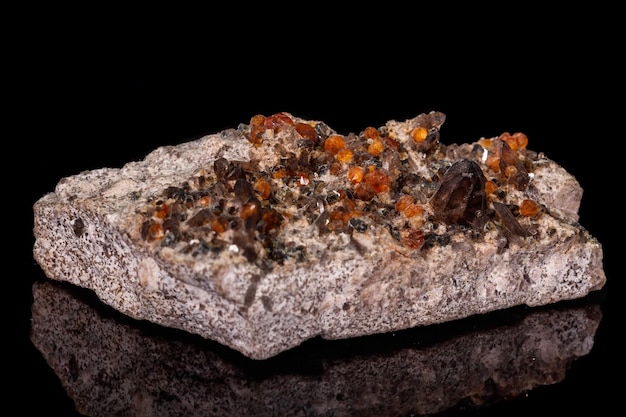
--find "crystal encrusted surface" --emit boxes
[122,112,581,267]
[33,111,606,359]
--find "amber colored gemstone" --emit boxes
[477,138,493,149]
[211,217,228,233]
[485,180,498,195]
[367,139,385,156]
[519,199,541,217]
[155,203,169,219]
[401,228,424,249]
[324,135,346,155]
[264,112,294,130]
[364,169,391,193]
[363,126,381,140]
[348,165,365,183]
[295,122,317,142]
[254,179,272,200]
[395,195,415,213]
[247,116,266,146]
[499,131,528,150]
[486,155,501,173]
[411,127,428,143]
[247,125,265,146]
[406,204,424,218]
[148,223,164,240]
[249,114,266,128]
[396,195,423,218]
[512,132,528,149]
[336,148,353,163]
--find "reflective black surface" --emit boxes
[29,278,605,417]
[15,11,619,416]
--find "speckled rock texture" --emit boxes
[30,280,601,417]
[32,111,606,359]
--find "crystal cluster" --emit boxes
[137,111,548,266]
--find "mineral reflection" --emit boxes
[30,280,601,417]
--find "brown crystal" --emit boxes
[295,122,317,142]
[491,138,530,191]
[493,202,530,238]
[429,159,487,229]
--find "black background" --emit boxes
[12,6,620,416]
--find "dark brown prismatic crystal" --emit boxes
[492,138,530,191]
[429,159,488,230]
[492,201,530,238]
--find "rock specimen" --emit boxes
[30,280,602,417]
[32,111,606,359]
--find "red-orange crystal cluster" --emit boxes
[138,112,544,266]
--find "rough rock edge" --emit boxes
[32,112,606,359]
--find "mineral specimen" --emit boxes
[32,111,606,359]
